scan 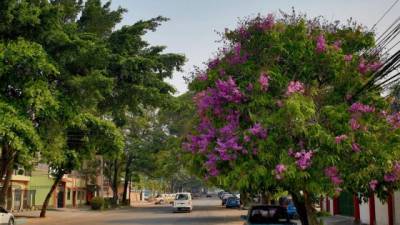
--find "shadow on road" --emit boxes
[105,215,242,225]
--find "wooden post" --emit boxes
[369,193,376,225]
[388,191,394,225]
[353,194,360,222]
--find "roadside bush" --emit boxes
[316,211,331,217]
[90,197,105,210]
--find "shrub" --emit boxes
[90,197,104,210]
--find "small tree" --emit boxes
[186,12,400,225]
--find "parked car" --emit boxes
[173,192,192,212]
[154,195,165,204]
[206,193,213,198]
[226,196,240,208]
[222,193,234,205]
[240,205,296,225]
[0,206,14,225]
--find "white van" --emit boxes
[173,192,192,212]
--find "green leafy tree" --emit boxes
[186,12,400,225]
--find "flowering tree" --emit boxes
[185,12,400,225]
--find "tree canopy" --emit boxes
[185,12,400,224]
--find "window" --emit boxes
[67,189,71,200]
[175,194,189,200]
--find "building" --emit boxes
[321,191,400,225]
[3,164,87,211]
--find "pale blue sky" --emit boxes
[110,0,400,94]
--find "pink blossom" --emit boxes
[369,180,378,191]
[292,150,313,170]
[276,100,284,108]
[215,76,244,103]
[349,102,375,113]
[316,34,326,53]
[325,166,343,186]
[335,134,348,144]
[197,72,208,81]
[255,14,274,31]
[249,123,268,139]
[351,143,361,152]
[387,112,400,129]
[358,59,368,75]
[349,118,361,130]
[286,81,305,96]
[332,40,341,51]
[258,72,270,91]
[275,164,286,180]
[384,173,397,182]
[344,54,353,62]
[369,62,382,72]
[247,83,254,91]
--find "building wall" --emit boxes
[28,167,55,209]
[360,200,370,224]
[375,195,389,225]
[394,192,400,225]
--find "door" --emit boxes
[57,190,64,208]
[339,191,354,216]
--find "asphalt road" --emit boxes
[25,198,247,225]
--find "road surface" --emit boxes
[23,198,247,225]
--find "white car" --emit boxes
[0,206,14,225]
[173,192,192,212]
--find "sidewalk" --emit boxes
[320,215,367,225]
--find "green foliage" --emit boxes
[90,196,105,210]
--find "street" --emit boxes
[23,198,247,225]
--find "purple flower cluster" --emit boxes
[289,150,314,170]
[332,40,341,51]
[351,143,361,153]
[316,34,326,53]
[335,134,348,144]
[349,102,375,113]
[255,14,275,31]
[205,154,219,176]
[208,58,220,69]
[349,118,361,131]
[215,76,244,103]
[286,81,305,96]
[358,59,383,75]
[369,180,378,191]
[275,164,286,180]
[197,72,208,81]
[249,123,268,139]
[387,112,400,129]
[216,111,243,161]
[194,88,223,116]
[344,54,353,62]
[324,166,343,185]
[236,26,250,39]
[258,72,270,91]
[227,43,248,65]
[384,162,400,183]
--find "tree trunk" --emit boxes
[291,191,320,225]
[40,171,64,218]
[122,156,132,205]
[0,164,13,208]
[112,158,119,205]
[304,192,320,225]
[0,145,13,208]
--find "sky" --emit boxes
[109,0,400,95]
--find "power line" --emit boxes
[371,0,400,31]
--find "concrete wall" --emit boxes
[375,195,389,225]
[360,200,370,224]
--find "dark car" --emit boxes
[241,205,296,225]
[222,193,234,205]
[226,196,240,208]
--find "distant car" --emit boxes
[240,205,296,225]
[206,193,212,198]
[173,192,192,212]
[0,206,14,225]
[154,195,164,204]
[226,196,240,208]
[222,194,234,205]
